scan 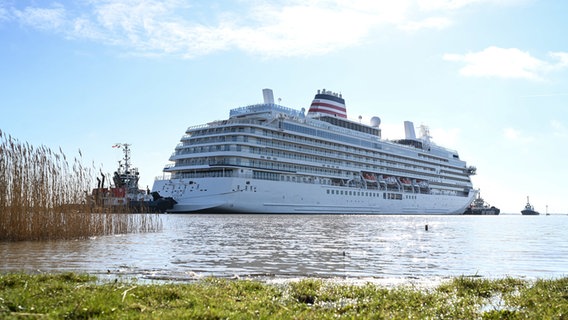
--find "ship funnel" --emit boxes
[404,121,416,139]
[307,89,347,118]
[263,88,275,104]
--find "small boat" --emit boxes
[463,192,500,215]
[89,143,176,213]
[521,196,539,215]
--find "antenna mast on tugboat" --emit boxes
[112,143,131,174]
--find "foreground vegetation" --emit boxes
[1,273,567,319]
[0,130,162,241]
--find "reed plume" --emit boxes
[0,130,162,241]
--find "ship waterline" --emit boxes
[152,88,477,214]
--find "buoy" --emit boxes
[425,224,429,231]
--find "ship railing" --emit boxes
[164,156,439,185]
[166,146,459,184]
[189,106,379,144]
[302,117,380,141]
[182,105,459,163]
[257,125,459,168]
[171,170,236,180]
[154,173,171,180]
[178,116,463,174]
[184,123,211,132]
[229,103,304,118]
[169,130,468,182]
[250,142,446,177]
[184,118,273,136]
[182,141,455,175]
[167,148,467,188]
[159,161,468,195]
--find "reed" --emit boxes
[0,130,162,241]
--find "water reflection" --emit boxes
[1,214,567,282]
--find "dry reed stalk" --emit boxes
[0,131,162,241]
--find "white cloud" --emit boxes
[551,120,567,139]
[520,93,568,98]
[418,0,529,11]
[0,7,9,23]
[503,127,521,140]
[0,0,531,58]
[230,2,385,57]
[503,121,565,146]
[548,52,568,69]
[399,16,452,31]
[503,127,536,143]
[444,47,568,80]
[430,127,461,149]
[13,4,66,31]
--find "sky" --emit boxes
[1,0,567,214]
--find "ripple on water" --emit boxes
[2,214,567,284]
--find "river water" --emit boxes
[1,214,566,285]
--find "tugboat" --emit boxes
[463,192,500,215]
[89,143,176,213]
[521,196,539,215]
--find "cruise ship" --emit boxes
[152,88,477,214]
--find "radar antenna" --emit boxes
[418,125,432,143]
[418,124,432,150]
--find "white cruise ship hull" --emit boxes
[153,177,476,214]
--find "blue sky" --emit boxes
[1,0,567,214]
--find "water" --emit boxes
[1,214,567,284]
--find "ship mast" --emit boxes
[113,143,131,174]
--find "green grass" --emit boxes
[1,273,567,319]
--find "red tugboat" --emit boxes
[90,143,175,213]
[463,192,500,215]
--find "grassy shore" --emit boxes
[1,273,567,319]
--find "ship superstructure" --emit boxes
[152,88,477,214]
